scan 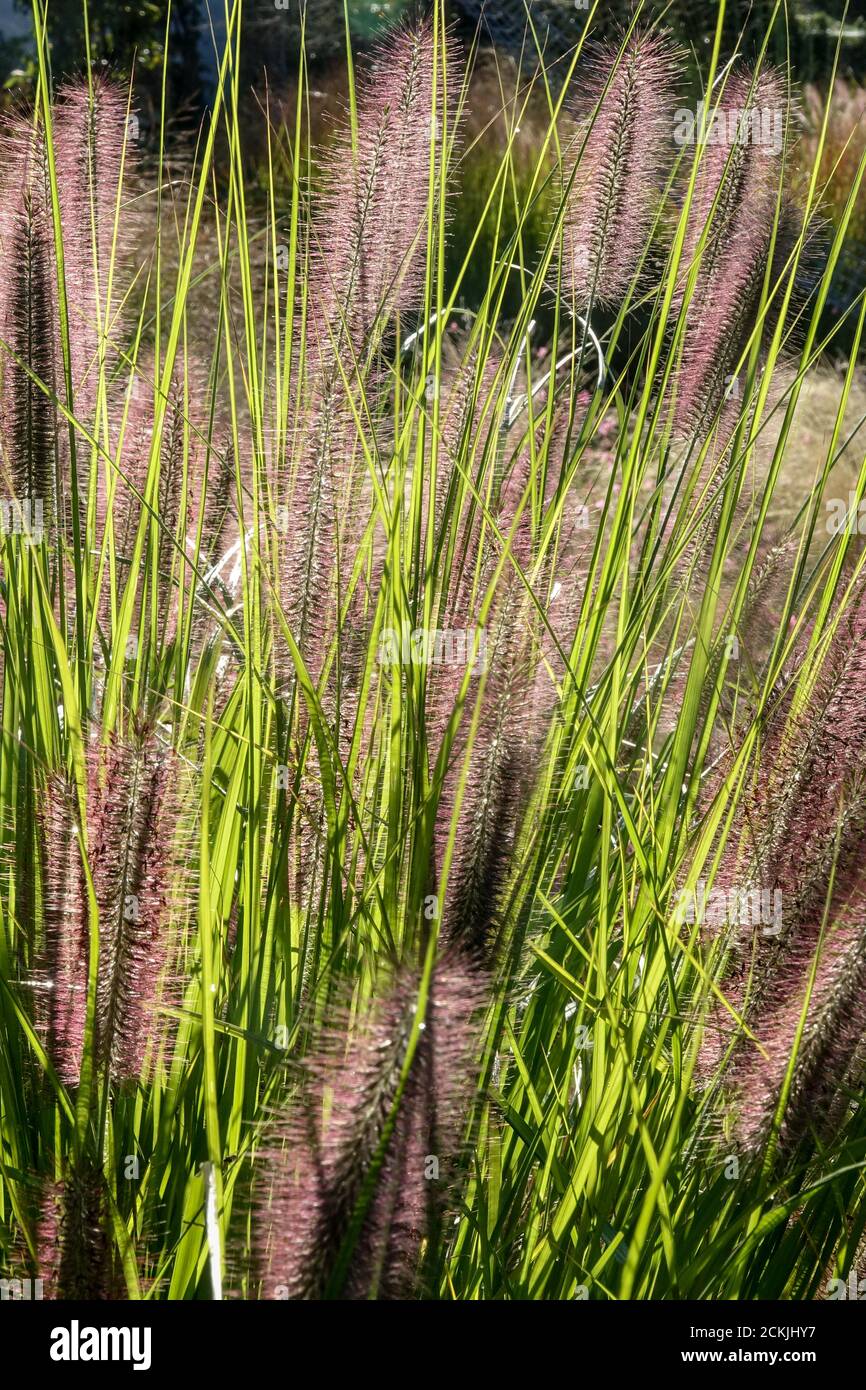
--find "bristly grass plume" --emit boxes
[560,29,681,310]
[1,0,865,1305]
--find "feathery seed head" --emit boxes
[0,112,59,536]
[311,21,447,360]
[672,69,801,437]
[560,30,682,309]
[52,78,132,422]
[695,583,866,1154]
[36,727,186,1086]
[255,957,484,1300]
[37,1168,115,1299]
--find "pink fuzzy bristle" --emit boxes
[37,1169,116,1299]
[0,80,134,552]
[694,583,866,1152]
[346,958,486,1299]
[671,70,801,438]
[87,729,187,1082]
[35,727,187,1087]
[0,112,59,534]
[254,955,485,1300]
[310,21,448,361]
[52,78,131,424]
[36,777,89,1087]
[731,864,866,1152]
[560,30,682,310]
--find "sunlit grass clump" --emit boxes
[2,1,866,1301]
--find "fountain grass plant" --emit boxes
[2,0,866,1300]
